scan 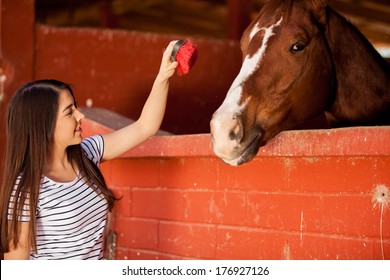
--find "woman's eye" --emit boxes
[290,41,307,53]
[67,109,74,116]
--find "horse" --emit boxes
[209,0,390,166]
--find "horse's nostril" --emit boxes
[229,120,243,142]
[229,130,236,141]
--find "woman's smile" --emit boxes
[75,125,82,134]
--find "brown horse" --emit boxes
[210,0,390,166]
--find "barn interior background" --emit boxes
[34,0,390,44]
[0,0,389,260]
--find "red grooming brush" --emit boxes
[170,39,198,76]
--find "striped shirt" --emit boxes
[8,135,108,260]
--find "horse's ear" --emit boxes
[310,0,328,25]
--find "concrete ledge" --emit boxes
[80,107,172,135]
[82,108,390,158]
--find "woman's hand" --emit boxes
[156,40,179,81]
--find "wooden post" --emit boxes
[227,0,252,40]
[0,0,35,183]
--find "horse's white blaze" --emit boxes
[211,17,283,157]
[249,22,261,40]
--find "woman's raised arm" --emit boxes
[101,40,178,161]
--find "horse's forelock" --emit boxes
[261,0,293,21]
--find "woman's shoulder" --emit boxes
[81,135,104,148]
[81,135,104,165]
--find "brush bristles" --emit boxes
[172,40,198,76]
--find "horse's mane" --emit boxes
[330,8,390,74]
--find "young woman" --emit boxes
[0,41,179,260]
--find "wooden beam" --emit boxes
[0,0,35,182]
[227,0,252,40]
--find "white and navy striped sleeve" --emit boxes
[7,175,30,222]
[81,135,105,167]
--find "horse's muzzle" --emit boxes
[210,114,263,165]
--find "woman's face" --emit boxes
[53,90,85,150]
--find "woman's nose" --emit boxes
[74,109,85,122]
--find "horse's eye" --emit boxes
[290,41,306,53]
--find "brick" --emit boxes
[132,189,185,220]
[246,193,390,238]
[320,195,390,238]
[257,127,390,157]
[246,193,323,231]
[129,250,160,260]
[100,161,112,184]
[159,222,217,259]
[184,191,247,225]
[129,250,185,260]
[160,158,219,189]
[217,156,390,193]
[216,227,386,259]
[114,218,158,250]
[287,156,390,193]
[115,248,131,260]
[216,227,289,259]
[108,159,160,187]
[111,186,132,218]
[286,234,379,259]
[218,157,289,190]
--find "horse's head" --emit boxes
[210,0,334,165]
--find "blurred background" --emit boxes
[35,0,390,44]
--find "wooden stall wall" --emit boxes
[83,119,390,260]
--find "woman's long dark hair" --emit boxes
[0,79,116,254]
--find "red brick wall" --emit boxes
[83,119,390,260]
